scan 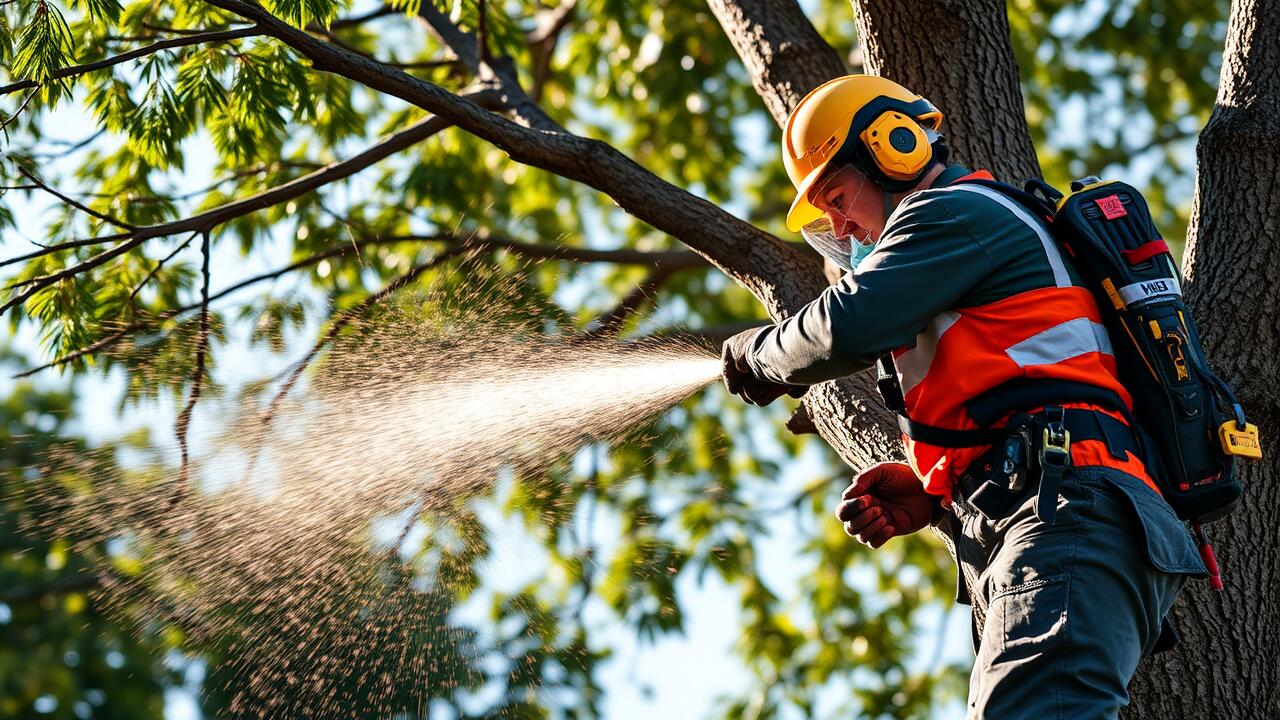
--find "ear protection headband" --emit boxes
[836,96,943,192]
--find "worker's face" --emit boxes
[809,164,886,244]
[798,164,887,272]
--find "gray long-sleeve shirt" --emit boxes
[745,165,1070,385]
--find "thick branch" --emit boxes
[852,0,1042,182]
[203,0,824,318]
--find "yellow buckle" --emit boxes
[1041,427,1071,465]
[1219,421,1262,460]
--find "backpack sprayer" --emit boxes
[973,176,1262,589]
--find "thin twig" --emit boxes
[9,233,698,378]
[330,5,398,30]
[1,236,148,316]
[475,0,491,63]
[172,231,212,506]
[0,26,262,97]
[0,88,37,140]
[527,0,577,101]
[14,240,405,378]
[18,167,137,230]
[583,265,678,336]
[0,232,130,270]
[130,232,196,301]
[0,102,488,317]
[30,128,106,158]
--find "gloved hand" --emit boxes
[721,328,809,406]
[835,462,938,548]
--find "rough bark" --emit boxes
[852,0,1041,183]
[707,0,848,126]
[1125,1,1280,717]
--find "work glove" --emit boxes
[835,462,938,549]
[721,328,809,406]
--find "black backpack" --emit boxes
[966,176,1259,524]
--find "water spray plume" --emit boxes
[23,292,724,718]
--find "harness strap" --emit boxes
[902,407,1141,458]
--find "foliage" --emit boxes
[0,0,1228,717]
[0,348,173,719]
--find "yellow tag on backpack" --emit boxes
[1219,421,1262,460]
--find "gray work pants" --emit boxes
[948,466,1207,719]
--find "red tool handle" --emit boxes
[1193,521,1224,591]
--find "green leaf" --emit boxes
[69,0,123,24]
[11,1,74,91]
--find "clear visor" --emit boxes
[799,168,874,273]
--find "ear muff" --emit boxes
[859,111,932,181]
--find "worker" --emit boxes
[720,75,1207,718]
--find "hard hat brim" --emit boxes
[785,163,829,232]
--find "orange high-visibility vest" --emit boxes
[893,176,1156,501]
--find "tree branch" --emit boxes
[172,232,212,507]
[706,0,847,126]
[583,266,678,336]
[0,572,102,604]
[0,89,37,138]
[1,98,494,319]
[17,167,136,231]
[202,0,823,318]
[130,233,196,301]
[330,5,398,31]
[0,26,262,97]
[13,229,690,378]
[527,0,577,101]
[429,231,707,268]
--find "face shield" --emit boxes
[799,166,877,273]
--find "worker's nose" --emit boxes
[830,213,856,237]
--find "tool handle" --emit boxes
[1192,521,1224,591]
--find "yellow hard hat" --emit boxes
[783,75,944,231]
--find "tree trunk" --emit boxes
[1126,1,1280,717]
[852,0,1041,183]
[706,0,849,126]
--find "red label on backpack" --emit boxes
[1096,194,1128,219]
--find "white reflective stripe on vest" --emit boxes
[1005,317,1114,368]
[897,310,961,396]
[936,184,1074,289]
